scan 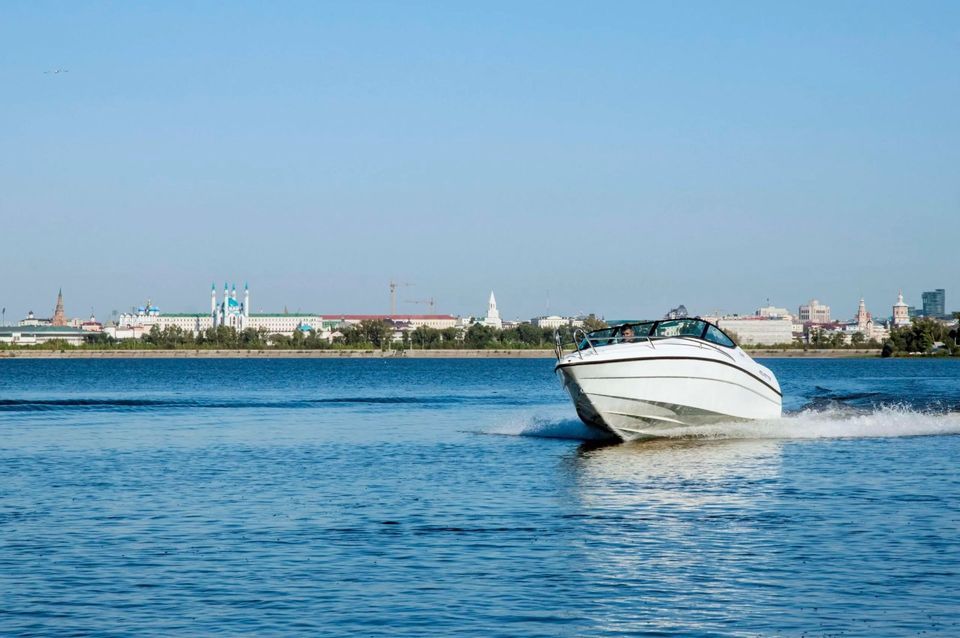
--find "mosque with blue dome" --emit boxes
[212,282,250,331]
[116,282,328,338]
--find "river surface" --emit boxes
[1,358,959,637]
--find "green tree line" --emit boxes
[882,315,960,357]
[729,328,882,351]
[2,315,608,351]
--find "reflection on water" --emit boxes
[557,429,960,636]
[566,438,787,635]
[2,358,960,636]
[573,437,783,508]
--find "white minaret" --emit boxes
[484,291,502,329]
[222,282,229,326]
[244,282,250,318]
[211,283,217,316]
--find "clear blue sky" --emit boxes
[2,1,957,322]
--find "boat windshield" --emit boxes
[584,318,737,348]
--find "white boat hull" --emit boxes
[557,352,782,441]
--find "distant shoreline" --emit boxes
[0,348,881,359]
[747,348,880,359]
[0,349,556,359]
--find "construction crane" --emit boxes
[405,297,437,313]
[389,280,413,316]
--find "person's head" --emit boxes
[622,325,635,342]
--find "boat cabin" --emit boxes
[583,318,737,349]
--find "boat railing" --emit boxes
[554,329,592,360]
[554,330,738,362]
[556,328,656,360]
[574,328,598,358]
[553,330,565,360]
[675,336,738,362]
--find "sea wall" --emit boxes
[0,348,881,359]
[0,349,557,359]
[748,348,881,358]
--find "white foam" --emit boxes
[678,407,960,441]
[485,410,613,441]
[491,406,960,442]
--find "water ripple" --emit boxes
[0,358,959,636]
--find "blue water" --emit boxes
[1,358,959,637]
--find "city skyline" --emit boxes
[3,282,950,326]
[2,3,958,319]
[3,6,959,636]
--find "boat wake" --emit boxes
[483,411,615,441]
[490,406,960,442]
[668,406,960,440]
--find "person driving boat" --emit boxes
[554,317,782,440]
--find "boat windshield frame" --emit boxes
[583,318,738,349]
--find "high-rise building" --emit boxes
[665,305,689,320]
[921,289,945,319]
[798,299,831,324]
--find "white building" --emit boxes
[711,316,795,346]
[533,315,565,330]
[212,282,248,330]
[18,311,51,327]
[115,283,325,339]
[119,302,210,335]
[212,283,326,335]
[853,297,888,342]
[0,326,91,346]
[103,324,150,340]
[798,299,831,324]
[848,298,889,343]
[756,305,792,319]
[804,298,890,345]
[892,290,910,327]
[330,315,459,330]
[482,291,502,330]
[250,314,324,334]
[532,315,584,329]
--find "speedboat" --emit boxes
[554,318,782,441]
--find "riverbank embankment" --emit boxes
[0,349,556,359]
[748,349,880,358]
[0,348,881,359]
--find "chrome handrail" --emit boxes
[573,328,598,358]
[554,330,737,363]
[675,336,737,362]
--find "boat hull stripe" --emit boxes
[555,355,783,397]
